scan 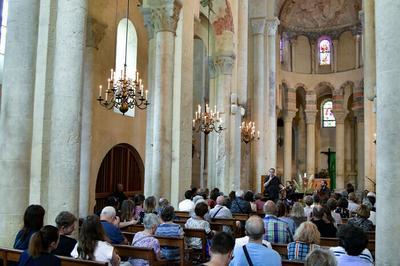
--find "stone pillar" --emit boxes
[215,54,235,193]
[305,110,317,176]
[290,38,297,72]
[47,0,87,223]
[150,2,181,199]
[229,95,241,190]
[333,39,339,73]
[376,2,400,263]
[265,17,279,171]
[283,111,296,182]
[171,1,194,207]
[141,7,156,197]
[333,107,346,191]
[0,0,40,246]
[310,41,318,74]
[237,0,248,105]
[251,18,266,191]
[79,17,106,217]
[354,110,364,190]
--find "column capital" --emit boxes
[215,54,235,75]
[305,110,318,124]
[86,17,107,49]
[250,18,265,35]
[140,7,155,39]
[333,110,347,123]
[283,110,297,122]
[266,17,280,36]
[151,2,181,34]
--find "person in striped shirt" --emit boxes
[262,200,293,244]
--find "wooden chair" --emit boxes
[155,236,185,266]
[183,228,208,262]
[282,259,305,266]
[0,247,108,266]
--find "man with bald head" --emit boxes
[209,196,232,219]
[230,216,281,266]
[262,200,293,244]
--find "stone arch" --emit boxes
[339,80,355,111]
[314,81,335,98]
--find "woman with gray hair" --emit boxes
[290,202,307,229]
[129,213,161,266]
[305,249,337,266]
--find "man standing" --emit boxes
[263,168,284,203]
[112,183,127,210]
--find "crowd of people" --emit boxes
[10,181,375,266]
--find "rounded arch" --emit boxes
[294,83,309,92]
[94,143,144,213]
[314,81,335,98]
[339,80,355,111]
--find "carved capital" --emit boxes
[305,110,318,124]
[283,110,297,123]
[266,17,280,36]
[151,2,181,34]
[86,17,107,49]
[251,18,265,35]
[215,54,235,75]
[208,56,217,79]
[333,110,346,123]
[140,7,155,39]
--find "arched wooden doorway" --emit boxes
[94,143,144,213]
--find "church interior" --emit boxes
[0,0,398,264]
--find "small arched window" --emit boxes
[322,100,336,128]
[115,18,138,117]
[319,37,331,66]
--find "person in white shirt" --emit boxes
[209,196,232,219]
[178,190,195,212]
[348,192,360,214]
[304,195,313,220]
[327,198,342,226]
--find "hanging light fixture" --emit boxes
[240,121,259,144]
[97,0,149,115]
[192,0,223,135]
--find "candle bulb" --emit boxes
[105,90,108,102]
[99,85,102,97]
[141,84,144,96]
[136,71,139,82]
[192,119,195,127]
[257,131,260,138]
[198,104,201,114]
[145,90,148,100]
[107,79,111,92]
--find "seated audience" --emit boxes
[202,232,235,266]
[305,249,337,266]
[276,200,296,235]
[310,205,337,237]
[14,205,45,250]
[130,213,161,266]
[348,205,374,232]
[304,195,314,220]
[287,221,320,261]
[53,211,77,257]
[254,193,266,211]
[230,215,281,266]
[100,206,128,244]
[157,197,170,214]
[112,183,127,210]
[209,196,232,219]
[244,190,257,212]
[335,198,350,218]
[138,196,158,224]
[185,202,213,251]
[290,202,307,228]
[155,206,183,260]
[346,183,355,194]
[233,216,272,249]
[329,224,373,265]
[263,200,293,244]
[119,199,138,228]
[208,188,220,209]
[347,192,360,214]
[133,194,145,220]
[71,215,120,266]
[178,190,195,212]
[363,192,376,210]
[230,190,252,214]
[96,196,119,216]
[18,225,61,266]
[311,194,321,208]
[327,198,342,226]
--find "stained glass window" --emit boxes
[322,100,336,128]
[280,37,284,63]
[319,39,331,65]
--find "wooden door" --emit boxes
[94,143,144,213]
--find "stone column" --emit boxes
[375,2,400,264]
[283,111,296,182]
[333,39,338,73]
[265,17,279,171]
[0,0,40,246]
[150,2,180,199]
[215,54,235,193]
[237,0,248,105]
[141,7,156,197]
[376,2,400,263]
[305,110,317,176]
[354,110,364,190]
[47,0,87,223]
[310,41,318,74]
[334,110,346,191]
[290,38,297,72]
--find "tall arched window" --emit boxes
[319,37,331,66]
[115,18,138,117]
[322,100,336,128]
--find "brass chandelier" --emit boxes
[193,104,223,135]
[240,121,259,144]
[97,0,149,115]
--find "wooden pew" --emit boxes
[113,245,168,266]
[282,259,304,266]
[232,213,249,222]
[367,231,375,240]
[174,211,190,220]
[210,218,236,233]
[155,236,185,266]
[319,237,375,252]
[123,231,135,243]
[272,243,288,258]
[0,247,108,266]
[125,224,145,233]
[183,228,208,262]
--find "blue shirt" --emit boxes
[18,250,61,266]
[155,223,183,260]
[14,229,37,250]
[230,243,281,266]
[101,220,124,244]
